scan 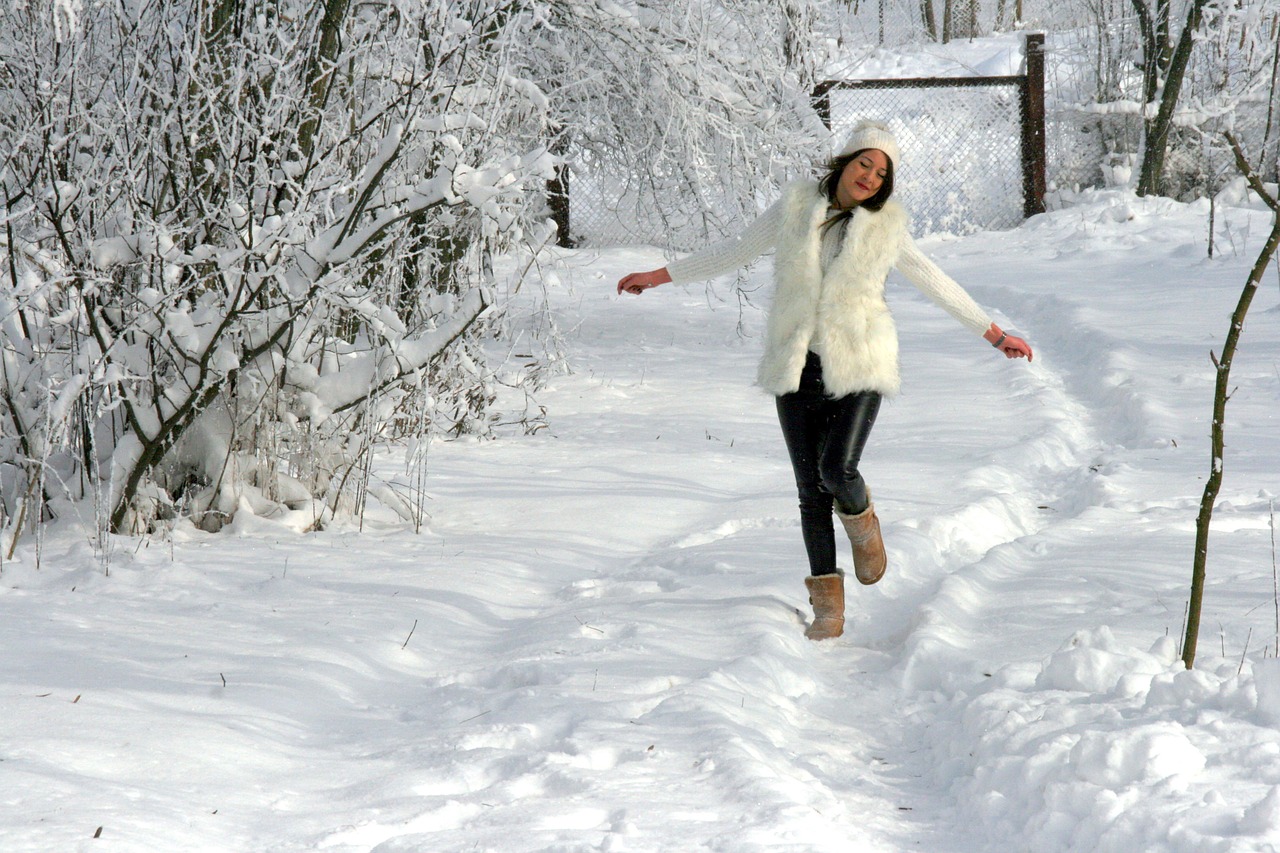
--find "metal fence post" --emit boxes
[813,80,834,130]
[1020,33,1047,217]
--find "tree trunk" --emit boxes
[1130,0,1175,107]
[1156,0,1172,67]
[298,0,351,163]
[921,0,938,40]
[547,128,571,248]
[1131,0,1160,104]
[783,1,816,72]
[1136,0,1208,197]
[783,1,801,66]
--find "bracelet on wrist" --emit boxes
[992,332,1008,349]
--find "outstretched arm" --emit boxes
[896,238,1033,361]
[616,197,785,295]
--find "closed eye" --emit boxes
[857,157,887,178]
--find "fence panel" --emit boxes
[558,34,1046,246]
[821,82,1024,235]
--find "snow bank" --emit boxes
[930,628,1280,852]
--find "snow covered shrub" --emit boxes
[0,0,556,537]
[0,0,822,543]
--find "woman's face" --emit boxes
[835,149,890,209]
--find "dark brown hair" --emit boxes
[818,149,895,212]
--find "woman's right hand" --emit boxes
[617,267,672,295]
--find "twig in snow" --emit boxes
[574,615,604,635]
[1240,627,1253,676]
[402,619,418,649]
[458,710,492,725]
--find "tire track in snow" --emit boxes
[889,275,1162,673]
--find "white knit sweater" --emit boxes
[666,184,993,397]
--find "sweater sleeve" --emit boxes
[665,201,783,285]
[894,236,993,337]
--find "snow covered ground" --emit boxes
[4,189,1280,852]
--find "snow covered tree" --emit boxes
[1019,0,1278,197]
[0,0,823,544]
[1,0,555,537]
[1133,0,1210,195]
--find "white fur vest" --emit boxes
[757,181,909,398]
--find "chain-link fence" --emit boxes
[561,34,1047,246]
[818,79,1037,235]
[557,148,746,252]
[833,0,1022,48]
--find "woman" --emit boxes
[617,121,1033,641]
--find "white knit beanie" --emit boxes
[837,120,901,168]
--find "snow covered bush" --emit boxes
[0,0,826,544]
[0,0,557,537]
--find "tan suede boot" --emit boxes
[804,573,845,640]
[836,493,886,585]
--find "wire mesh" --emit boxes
[567,83,1034,247]
[564,146,755,252]
[825,81,1027,235]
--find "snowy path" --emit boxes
[5,194,1280,852]
[331,213,1151,850]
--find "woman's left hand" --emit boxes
[985,325,1033,361]
[993,333,1034,361]
[997,335,1033,361]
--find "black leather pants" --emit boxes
[775,351,882,577]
